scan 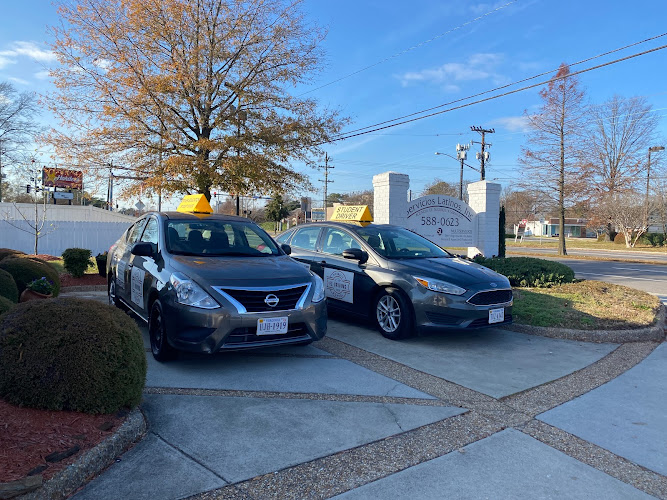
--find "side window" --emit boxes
[140,218,159,245]
[322,228,358,256]
[127,219,147,244]
[291,227,321,251]
[275,229,295,244]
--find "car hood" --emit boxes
[168,255,313,287]
[388,257,510,287]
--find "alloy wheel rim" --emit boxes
[377,295,400,332]
[108,280,116,306]
[151,310,163,353]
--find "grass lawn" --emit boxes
[512,280,661,330]
[507,237,667,253]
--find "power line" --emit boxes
[298,1,520,97]
[328,32,667,140]
[324,42,667,144]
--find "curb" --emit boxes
[59,285,107,293]
[20,409,146,500]
[503,304,666,343]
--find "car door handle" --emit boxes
[318,260,326,265]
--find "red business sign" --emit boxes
[42,168,83,190]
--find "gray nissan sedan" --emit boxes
[276,222,512,340]
[107,212,327,361]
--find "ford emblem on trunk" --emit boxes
[265,294,280,307]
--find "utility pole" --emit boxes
[646,146,666,229]
[471,126,494,180]
[318,153,334,221]
[456,143,470,200]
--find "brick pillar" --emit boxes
[372,172,410,226]
[467,180,501,258]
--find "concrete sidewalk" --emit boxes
[62,291,666,499]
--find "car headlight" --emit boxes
[311,273,325,303]
[414,276,466,296]
[169,272,220,309]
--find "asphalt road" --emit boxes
[531,257,667,303]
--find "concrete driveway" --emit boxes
[68,292,666,499]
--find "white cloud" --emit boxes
[469,2,510,15]
[396,53,505,89]
[7,76,30,85]
[34,70,51,80]
[0,41,57,67]
[491,115,531,132]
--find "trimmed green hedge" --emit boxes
[0,248,25,262]
[0,257,61,297]
[62,248,93,278]
[0,269,19,303]
[0,295,15,316]
[473,256,575,288]
[0,298,146,414]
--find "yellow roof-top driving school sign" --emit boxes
[330,205,373,224]
[176,194,213,214]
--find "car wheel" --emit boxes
[374,287,413,340]
[108,276,125,310]
[149,301,176,362]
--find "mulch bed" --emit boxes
[0,400,128,483]
[1,255,120,485]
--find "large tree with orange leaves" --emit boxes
[46,0,346,202]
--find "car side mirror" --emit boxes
[342,248,368,264]
[281,243,292,255]
[131,242,154,257]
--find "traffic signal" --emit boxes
[26,184,31,193]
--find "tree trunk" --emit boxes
[558,96,567,256]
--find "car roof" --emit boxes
[305,221,398,231]
[148,211,254,223]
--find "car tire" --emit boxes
[374,287,413,340]
[149,300,176,362]
[108,276,126,310]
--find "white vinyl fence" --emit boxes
[0,203,135,256]
[0,220,129,256]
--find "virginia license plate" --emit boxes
[257,317,288,335]
[489,308,504,324]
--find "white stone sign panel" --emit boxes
[406,195,476,247]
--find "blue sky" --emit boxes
[1,0,666,210]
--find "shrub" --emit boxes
[613,233,626,245]
[0,298,146,414]
[474,256,575,288]
[638,233,665,247]
[25,277,55,295]
[62,248,93,278]
[0,296,15,316]
[596,234,607,242]
[0,257,60,297]
[0,269,19,303]
[0,248,25,262]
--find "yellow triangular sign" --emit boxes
[177,194,213,214]
[330,205,373,223]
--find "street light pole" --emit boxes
[646,145,665,229]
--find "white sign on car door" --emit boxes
[405,194,476,247]
[324,268,354,303]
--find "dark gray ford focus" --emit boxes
[107,212,327,361]
[276,222,512,340]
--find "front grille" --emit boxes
[468,313,513,328]
[425,311,462,325]
[222,323,309,347]
[467,289,513,306]
[217,285,309,313]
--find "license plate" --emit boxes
[489,308,504,324]
[257,317,288,335]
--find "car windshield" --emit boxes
[356,226,453,259]
[165,219,280,257]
